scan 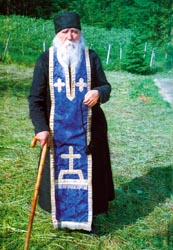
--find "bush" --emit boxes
[122,35,152,75]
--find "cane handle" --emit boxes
[31,137,37,148]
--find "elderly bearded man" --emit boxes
[29,11,114,232]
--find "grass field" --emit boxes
[0,63,173,250]
[0,15,166,72]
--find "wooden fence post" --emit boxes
[150,48,155,67]
[3,34,10,61]
[106,44,111,64]
[144,42,147,58]
[43,40,46,52]
[119,43,122,60]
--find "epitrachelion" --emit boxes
[49,46,92,231]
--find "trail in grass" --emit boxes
[154,78,173,105]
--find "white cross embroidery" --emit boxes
[58,146,84,181]
[54,78,65,92]
[76,78,87,92]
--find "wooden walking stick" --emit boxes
[24,137,48,250]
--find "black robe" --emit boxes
[29,49,115,216]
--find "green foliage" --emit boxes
[0,0,172,47]
[0,15,54,66]
[0,15,134,69]
[0,14,170,73]
[166,43,173,70]
[121,35,152,74]
[0,0,62,19]
[123,0,172,44]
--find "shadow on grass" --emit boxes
[95,166,173,235]
[0,78,31,97]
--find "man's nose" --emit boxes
[67,31,73,40]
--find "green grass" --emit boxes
[0,63,173,250]
[0,15,166,71]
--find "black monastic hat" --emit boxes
[54,11,81,34]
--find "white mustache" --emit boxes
[63,40,77,49]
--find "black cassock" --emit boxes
[29,49,115,216]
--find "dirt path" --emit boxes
[154,78,173,105]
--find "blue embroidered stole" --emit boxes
[49,46,92,231]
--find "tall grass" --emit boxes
[0,15,166,70]
[0,62,173,249]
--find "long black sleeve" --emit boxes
[28,51,50,134]
[89,49,111,103]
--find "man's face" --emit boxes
[57,28,81,45]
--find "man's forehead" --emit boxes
[60,28,80,32]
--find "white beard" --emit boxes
[52,34,86,69]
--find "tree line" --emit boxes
[0,0,172,73]
[0,0,172,44]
